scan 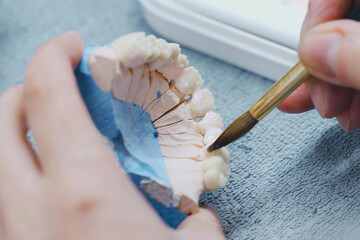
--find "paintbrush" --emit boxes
[208,5,360,153]
[208,62,309,152]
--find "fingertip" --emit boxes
[176,207,225,240]
[177,207,222,231]
[299,20,360,90]
[277,83,314,113]
[201,206,222,222]
[336,91,360,131]
[29,31,84,72]
[301,0,351,35]
[51,31,84,68]
[306,78,353,118]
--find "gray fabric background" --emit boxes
[0,0,359,239]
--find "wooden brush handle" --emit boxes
[249,62,310,120]
[249,5,360,121]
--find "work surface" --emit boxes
[1,1,359,239]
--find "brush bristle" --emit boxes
[207,111,258,152]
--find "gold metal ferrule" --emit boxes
[249,62,310,121]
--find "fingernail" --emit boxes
[302,32,342,76]
[343,113,351,132]
[306,80,327,118]
[326,33,342,75]
[338,116,350,131]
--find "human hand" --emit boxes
[278,0,360,131]
[0,31,225,240]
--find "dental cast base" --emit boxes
[89,33,230,214]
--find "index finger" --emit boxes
[24,32,116,173]
[24,32,168,227]
[301,0,352,34]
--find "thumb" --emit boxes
[175,207,225,240]
[299,19,360,90]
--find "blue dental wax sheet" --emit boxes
[75,45,187,228]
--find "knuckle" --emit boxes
[67,194,103,215]
[0,84,23,101]
[56,174,111,216]
[24,43,61,103]
[0,85,23,109]
[24,73,50,103]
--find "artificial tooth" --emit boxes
[179,54,189,67]
[148,39,172,71]
[146,35,161,61]
[202,156,230,176]
[190,88,216,117]
[156,39,172,61]
[157,43,185,80]
[169,43,181,59]
[203,168,227,191]
[203,128,223,146]
[111,32,157,68]
[197,111,224,135]
[207,147,230,163]
[88,48,119,92]
[173,67,203,95]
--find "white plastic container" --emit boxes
[139,0,308,81]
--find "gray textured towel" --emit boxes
[0,0,359,239]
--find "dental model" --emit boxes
[86,32,230,215]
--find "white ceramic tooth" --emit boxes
[148,39,177,71]
[197,111,224,135]
[169,43,181,59]
[164,157,204,214]
[149,59,166,71]
[160,144,203,161]
[153,101,196,128]
[133,65,150,107]
[179,54,189,67]
[158,132,204,148]
[146,35,161,61]
[148,39,171,70]
[173,66,203,94]
[157,43,185,80]
[112,64,132,101]
[156,39,172,61]
[207,147,230,162]
[88,48,119,92]
[111,32,157,68]
[190,88,216,117]
[202,156,229,176]
[162,55,187,81]
[143,71,169,109]
[156,119,200,135]
[203,168,227,191]
[203,128,223,146]
[126,65,145,104]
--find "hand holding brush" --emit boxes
[209,1,360,152]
